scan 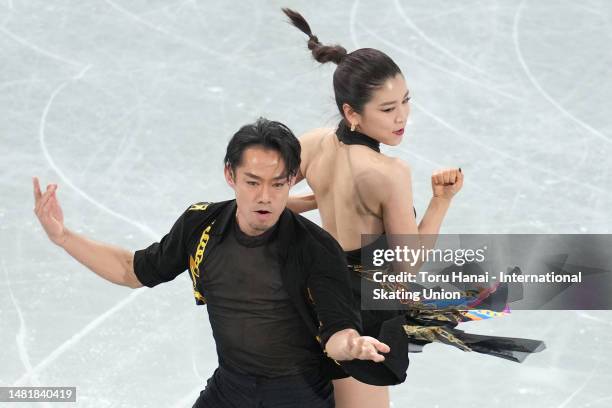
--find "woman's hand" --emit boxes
[431,168,463,200]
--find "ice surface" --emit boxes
[1,1,611,407]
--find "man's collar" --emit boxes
[209,200,296,247]
[209,200,237,237]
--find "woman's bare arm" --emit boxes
[378,161,462,236]
[371,161,463,273]
[287,193,318,213]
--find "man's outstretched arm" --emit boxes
[33,177,142,288]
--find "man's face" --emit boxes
[224,146,293,236]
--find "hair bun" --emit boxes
[307,35,319,50]
[284,8,347,65]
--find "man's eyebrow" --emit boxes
[379,91,410,107]
[244,172,288,180]
[244,172,262,180]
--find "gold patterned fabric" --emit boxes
[351,265,545,363]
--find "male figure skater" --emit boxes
[33,118,389,407]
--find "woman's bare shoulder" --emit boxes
[300,127,336,147]
[300,128,336,163]
[386,157,411,176]
[359,153,410,176]
[355,156,412,195]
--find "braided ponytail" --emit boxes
[282,8,402,120]
[282,8,347,65]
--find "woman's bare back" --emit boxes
[300,128,399,251]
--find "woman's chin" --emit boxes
[384,137,403,147]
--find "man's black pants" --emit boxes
[192,364,334,408]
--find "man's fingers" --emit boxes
[366,340,389,360]
[44,191,60,213]
[364,343,385,362]
[352,337,389,362]
[42,196,61,225]
[33,177,42,203]
[374,340,390,354]
[37,186,55,212]
[371,353,385,362]
[48,192,61,215]
[36,185,57,214]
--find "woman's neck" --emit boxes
[336,120,380,152]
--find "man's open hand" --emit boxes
[326,328,390,362]
[33,177,67,246]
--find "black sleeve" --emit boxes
[309,234,411,386]
[133,207,192,288]
[306,235,362,346]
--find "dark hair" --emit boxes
[224,117,301,180]
[282,8,402,118]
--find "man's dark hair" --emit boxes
[224,117,301,179]
[283,8,402,120]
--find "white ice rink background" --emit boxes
[1,1,611,407]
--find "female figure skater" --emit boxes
[282,8,544,408]
[282,8,463,408]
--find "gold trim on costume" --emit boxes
[188,220,214,304]
[188,203,210,211]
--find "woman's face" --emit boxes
[356,74,410,146]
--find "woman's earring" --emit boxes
[350,123,356,132]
